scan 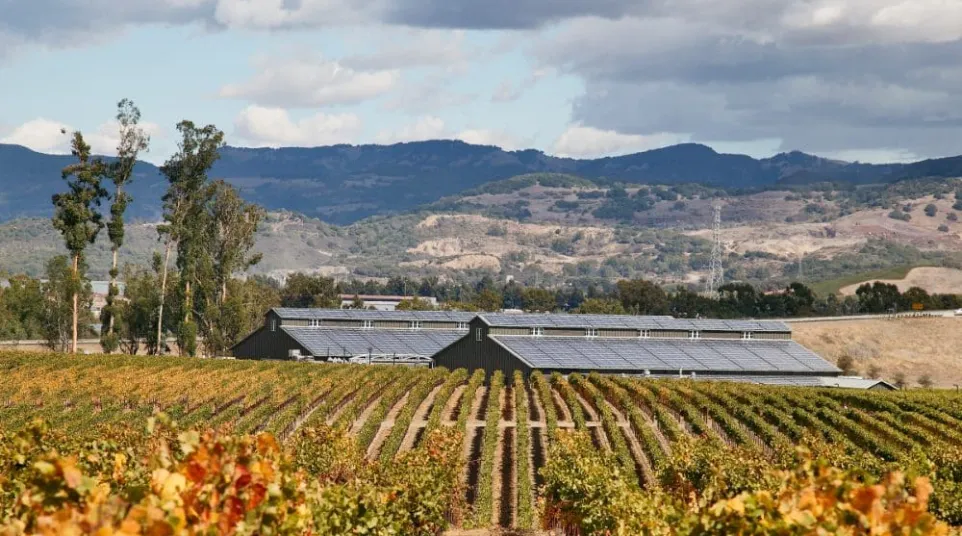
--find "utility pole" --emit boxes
[706,203,724,296]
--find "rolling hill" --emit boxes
[4,140,959,224]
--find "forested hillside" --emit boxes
[4,139,962,224]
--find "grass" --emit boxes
[810,264,926,296]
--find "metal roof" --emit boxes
[489,336,837,375]
[282,326,466,357]
[479,312,790,332]
[273,308,475,322]
[636,374,895,390]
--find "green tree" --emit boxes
[42,256,94,352]
[856,282,901,313]
[573,298,626,314]
[52,131,107,353]
[617,279,669,315]
[101,99,150,353]
[158,121,225,356]
[0,275,45,340]
[521,287,556,312]
[281,273,340,308]
[202,277,279,356]
[473,288,503,312]
[116,264,163,355]
[901,286,932,310]
[206,180,263,304]
[396,297,436,311]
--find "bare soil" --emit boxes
[366,393,410,459]
[399,384,442,452]
[349,394,382,435]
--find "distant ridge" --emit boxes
[2,139,959,224]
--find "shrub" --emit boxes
[939,225,950,233]
[836,353,858,375]
[889,210,911,222]
[925,204,938,217]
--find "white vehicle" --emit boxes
[955,308,962,316]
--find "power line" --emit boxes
[706,203,724,296]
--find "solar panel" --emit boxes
[274,308,475,323]
[489,335,833,375]
[282,327,465,357]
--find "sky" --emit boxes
[1,0,961,165]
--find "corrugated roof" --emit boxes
[489,336,837,375]
[282,326,466,357]
[635,375,895,390]
[479,312,790,332]
[273,308,475,322]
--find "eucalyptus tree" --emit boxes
[52,131,107,353]
[157,121,224,356]
[101,99,150,353]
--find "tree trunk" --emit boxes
[108,248,118,334]
[184,280,192,322]
[222,280,228,305]
[156,242,172,355]
[71,254,78,354]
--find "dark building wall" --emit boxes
[433,319,531,381]
[232,326,308,360]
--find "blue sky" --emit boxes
[2,0,961,164]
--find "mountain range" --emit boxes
[2,140,961,224]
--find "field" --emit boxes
[837,266,962,296]
[2,352,962,533]
[793,317,962,388]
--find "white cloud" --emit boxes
[233,105,362,147]
[1,118,162,159]
[1,119,73,154]
[220,54,399,107]
[212,0,369,29]
[551,124,689,158]
[374,116,447,143]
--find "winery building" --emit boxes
[431,313,845,384]
[228,308,877,388]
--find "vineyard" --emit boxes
[2,351,962,534]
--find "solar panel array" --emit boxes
[480,313,790,332]
[645,375,830,387]
[490,336,838,374]
[273,308,475,323]
[283,327,465,357]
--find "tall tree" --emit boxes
[101,99,150,353]
[52,132,107,353]
[157,121,224,356]
[42,256,94,352]
[206,180,263,304]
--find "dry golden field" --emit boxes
[793,317,962,388]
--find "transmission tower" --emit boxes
[706,203,724,296]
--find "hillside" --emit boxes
[5,140,962,224]
[3,175,962,289]
[792,317,962,388]
[837,267,962,295]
